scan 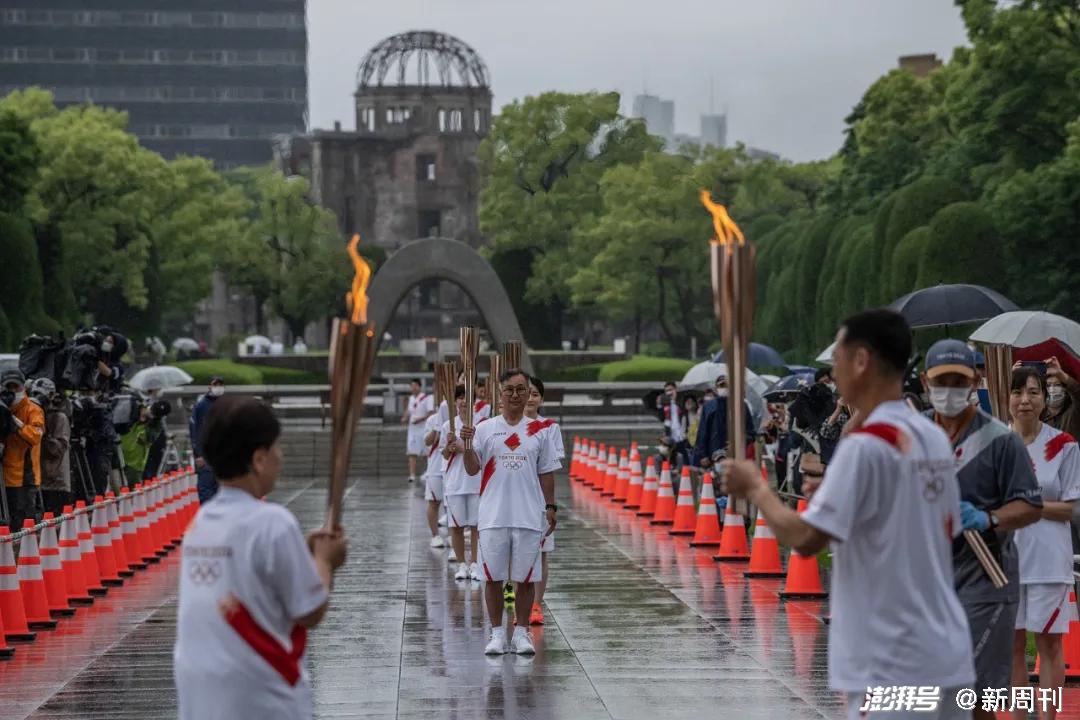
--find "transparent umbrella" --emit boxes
[171,338,199,352]
[129,365,194,391]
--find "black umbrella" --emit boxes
[713,342,786,368]
[887,284,1019,330]
[763,372,815,401]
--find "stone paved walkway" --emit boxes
[2,462,1077,719]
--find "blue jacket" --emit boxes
[188,393,218,459]
[692,395,756,466]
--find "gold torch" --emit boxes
[488,353,504,417]
[326,234,378,530]
[459,327,479,448]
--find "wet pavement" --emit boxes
[3,455,1079,719]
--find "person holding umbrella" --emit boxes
[190,376,226,503]
[1043,356,1080,440]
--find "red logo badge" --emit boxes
[504,433,521,450]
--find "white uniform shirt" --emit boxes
[801,400,974,693]
[473,400,492,423]
[423,414,443,474]
[406,393,433,432]
[1015,424,1080,584]
[441,415,480,496]
[474,415,561,531]
[437,399,450,427]
[174,487,327,720]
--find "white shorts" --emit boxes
[541,530,554,553]
[426,473,444,502]
[406,428,426,456]
[446,494,479,527]
[1016,583,1076,634]
[478,528,543,583]
[846,686,971,719]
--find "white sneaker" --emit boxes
[510,627,535,655]
[454,563,469,580]
[438,513,448,527]
[484,627,507,655]
[469,562,482,581]
[448,547,457,562]
[429,535,445,548]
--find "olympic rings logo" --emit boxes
[503,459,524,471]
[188,560,222,586]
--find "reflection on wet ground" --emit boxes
[3,468,1078,719]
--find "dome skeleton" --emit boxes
[357,31,490,90]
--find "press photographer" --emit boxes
[2,369,44,528]
[28,378,72,517]
[120,398,171,488]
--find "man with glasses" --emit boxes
[461,369,560,656]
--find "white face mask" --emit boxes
[209,385,225,397]
[968,389,980,406]
[100,341,113,354]
[1048,386,1066,408]
[930,387,971,418]
[715,389,729,398]
[13,391,25,404]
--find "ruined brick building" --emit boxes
[274,30,491,341]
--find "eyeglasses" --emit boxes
[502,385,530,397]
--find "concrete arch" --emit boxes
[367,238,532,373]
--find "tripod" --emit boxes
[70,436,98,503]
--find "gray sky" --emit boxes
[307,0,969,162]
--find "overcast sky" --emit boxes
[307,0,969,162]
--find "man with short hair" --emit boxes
[724,309,976,719]
[2,369,44,528]
[692,373,755,469]
[402,378,433,483]
[657,381,688,466]
[923,339,1041,720]
[441,385,482,581]
[461,369,559,656]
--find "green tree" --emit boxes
[916,202,1006,291]
[889,226,932,299]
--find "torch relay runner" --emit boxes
[460,369,560,656]
[722,310,975,720]
[174,396,348,720]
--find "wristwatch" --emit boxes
[545,503,558,512]
[988,512,1000,529]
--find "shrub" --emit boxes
[596,356,695,382]
[174,359,262,386]
[639,341,673,358]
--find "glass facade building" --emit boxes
[0,0,307,167]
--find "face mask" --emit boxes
[715,388,728,398]
[101,341,113,354]
[968,390,980,406]
[1048,386,1066,408]
[12,391,25,404]
[929,387,971,418]
[209,386,225,397]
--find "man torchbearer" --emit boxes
[460,368,559,656]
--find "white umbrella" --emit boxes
[679,361,767,430]
[244,335,272,349]
[171,337,198,352]
[815,341,836,365]
[969,311,1080,355]
[129,365,194,391]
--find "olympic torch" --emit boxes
[326,234,378,530]
[459,327,479,448]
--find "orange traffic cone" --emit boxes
[38,514,75,617]
[714,493,751,562]
[744,515,785,577]
[105,492,133,577]
[58,507,92,605]
[613,449,630,502]
[163,475,181,547]
[689,478,723,547]
[134,484,159,564]
[592,444,606,489]
[650,461,676,525]
[601,448,618,497]
[0,607,13,658]
[570,438,581,481]
[636,457,658,516]
[669,467,697,536]
[779,500,827,599]
[585,444,599,488]
[119,489,146,570]
[75,501,107,596]
[17,519,58,629]
[0,527,36,642]
[91,497,122,586]
[148,482,168,556]
[625,451,644,509]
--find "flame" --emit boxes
[699,189,745,246]
[345,234,372,325]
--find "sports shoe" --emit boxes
[438,513,448,527]
[454,563,469,580]
[408,476,415,483]
[448,547,457,562]
[485,627,507,655]
[510,627,535,655]
[529,603,544,626]
[429,535,445,549]
[469,562,482,581]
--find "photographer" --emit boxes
[786,376,838,498]
[656,381,690,467]
[28,378,72,517]
[70,389,116,499]
[2,369,45,528]
[93,328,128,395]
[120,399,171,488]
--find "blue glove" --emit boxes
[960,501,990,532]
[716,496,728,513]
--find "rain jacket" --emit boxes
[3,396,44,487]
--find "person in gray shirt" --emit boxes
[923,340,1042,720]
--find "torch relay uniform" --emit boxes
[423,414,444,502]
[405,392,433,456]
[175,486,327,720]
[473,415,561,583]
[1013,423,1080,633]
[799,401,976,719]
[441,414,481,528]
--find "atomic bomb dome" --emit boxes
[357,30,491,89]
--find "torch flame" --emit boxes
[699,189,745,246]
[345,233,372,325]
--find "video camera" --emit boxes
[18,326,129,394]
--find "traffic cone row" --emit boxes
[0,467,198,659]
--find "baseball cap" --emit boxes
[925,339,976,379]
[1,368,25,387]
[209,376,224,385]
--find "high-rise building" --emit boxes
[0,0,308,168]
[700,113,727,149]
[631,93,674,148]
